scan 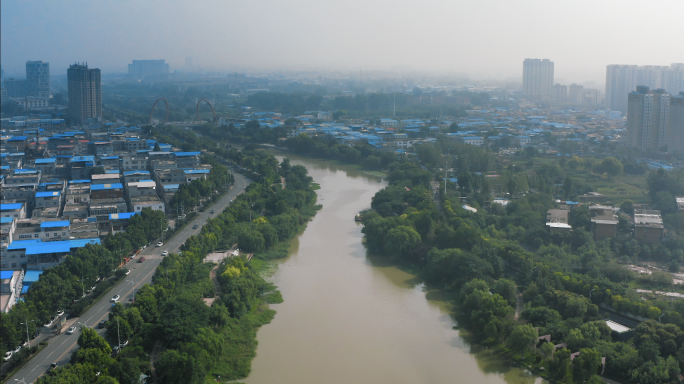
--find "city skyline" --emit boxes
[2,0,684,84]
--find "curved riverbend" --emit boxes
[244,155,543,384]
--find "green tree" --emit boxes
[507,324,538,359]
[548,348,572,382]
[493,279,517,307]
[572,348,601,384]
[154,142,161,151]
[383,226,421,258]
[620,200,634,215]
[77,327,111,355]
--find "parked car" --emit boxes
[210,210,215,214]
[48,363,58,371]
[161,251,168,256]
[111,295,120,302]
[156,242,163,247]
[125,269,131,276]
[66,326,77,335]
[192,224,198,229]
[14,345,21,353]
[56,309,64,317]
[3,351,12,362]
[98,320,107,329]
[138,256,146,263]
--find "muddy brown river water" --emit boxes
[243,155,543,384]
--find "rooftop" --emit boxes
[35,191,61,198]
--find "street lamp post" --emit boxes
[20,319,34,348]
[589,288,595,300]
[660,313,665,323]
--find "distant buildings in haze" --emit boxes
[626,86,684,153]
[128,60,169,79]
[606,63,684,113]
[2,61,50,99]
[522,59,554,100]
[67,63,102,125]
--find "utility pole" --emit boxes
[444,157,448,196]
[116,317,121,349]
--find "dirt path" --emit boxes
[514,293,524,320]
[203,265,222,307]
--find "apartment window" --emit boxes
[11,263,16,268]
[54,233,58,236]
[62,232,66,235]
[12,255,16,258]
[45,233,49,237]
[34,234,39,238]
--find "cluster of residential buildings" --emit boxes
[546,204,666,244]
[1,122,212,275]
[237,105,626,155]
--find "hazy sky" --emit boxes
[2,0,683,84]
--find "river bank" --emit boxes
[243,153,545,384]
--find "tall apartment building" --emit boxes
[667,93,684,154]
[606,64,684,113]
[67,63,102,125]
[128,60,169,79]
[552,84,567,102]
[569,84,584,104]
[626,86,671,150]
[522,59,554,100]
[26,61,50,98]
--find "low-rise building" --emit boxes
[590,205,618,241]
[634,209,664,243]
[35,191,62,210]
[184,169,210,183]
[91,173,121,185]
[0,203,27,219]
[546,209,572,234]
[90,183,124,200]
[129,196,164,213]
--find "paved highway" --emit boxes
[10,172,251,384]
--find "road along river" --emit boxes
[244,155,543,384]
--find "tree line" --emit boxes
[35,148,320,383]
[359,143,684,383]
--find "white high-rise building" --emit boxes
[606,64,684,113]
[522,59,554,100]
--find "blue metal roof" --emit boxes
[40,220,70,228]
[71,156,95,162]
[174,152,201,157]
[35,158,57,164]
[0,203,24,210]
[90,183,123,190]
[23,270,43,283]
[109,212,139,220]
[26,241,71,255]
[69,179,91,184]
[123,170,149,176]
[7,239,42,250]
[36,191,61,198]
[1,217,15,224]
[184,169,210,174]
[1,271,14,279]
[105,169,120,174]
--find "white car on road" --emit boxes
[156,242,163,247]
[66,326,77,335]
[111,295,120,302]
[161,251,168,256]
[3,351,12,361]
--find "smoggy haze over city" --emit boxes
[2,0,683,83]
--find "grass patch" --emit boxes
[262,291,284,304]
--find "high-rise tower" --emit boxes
[626,86,671,150]
[67,63,102,125]
[522,59,554,100]
[26,61,50,98]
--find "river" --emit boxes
[244,155,543,384]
